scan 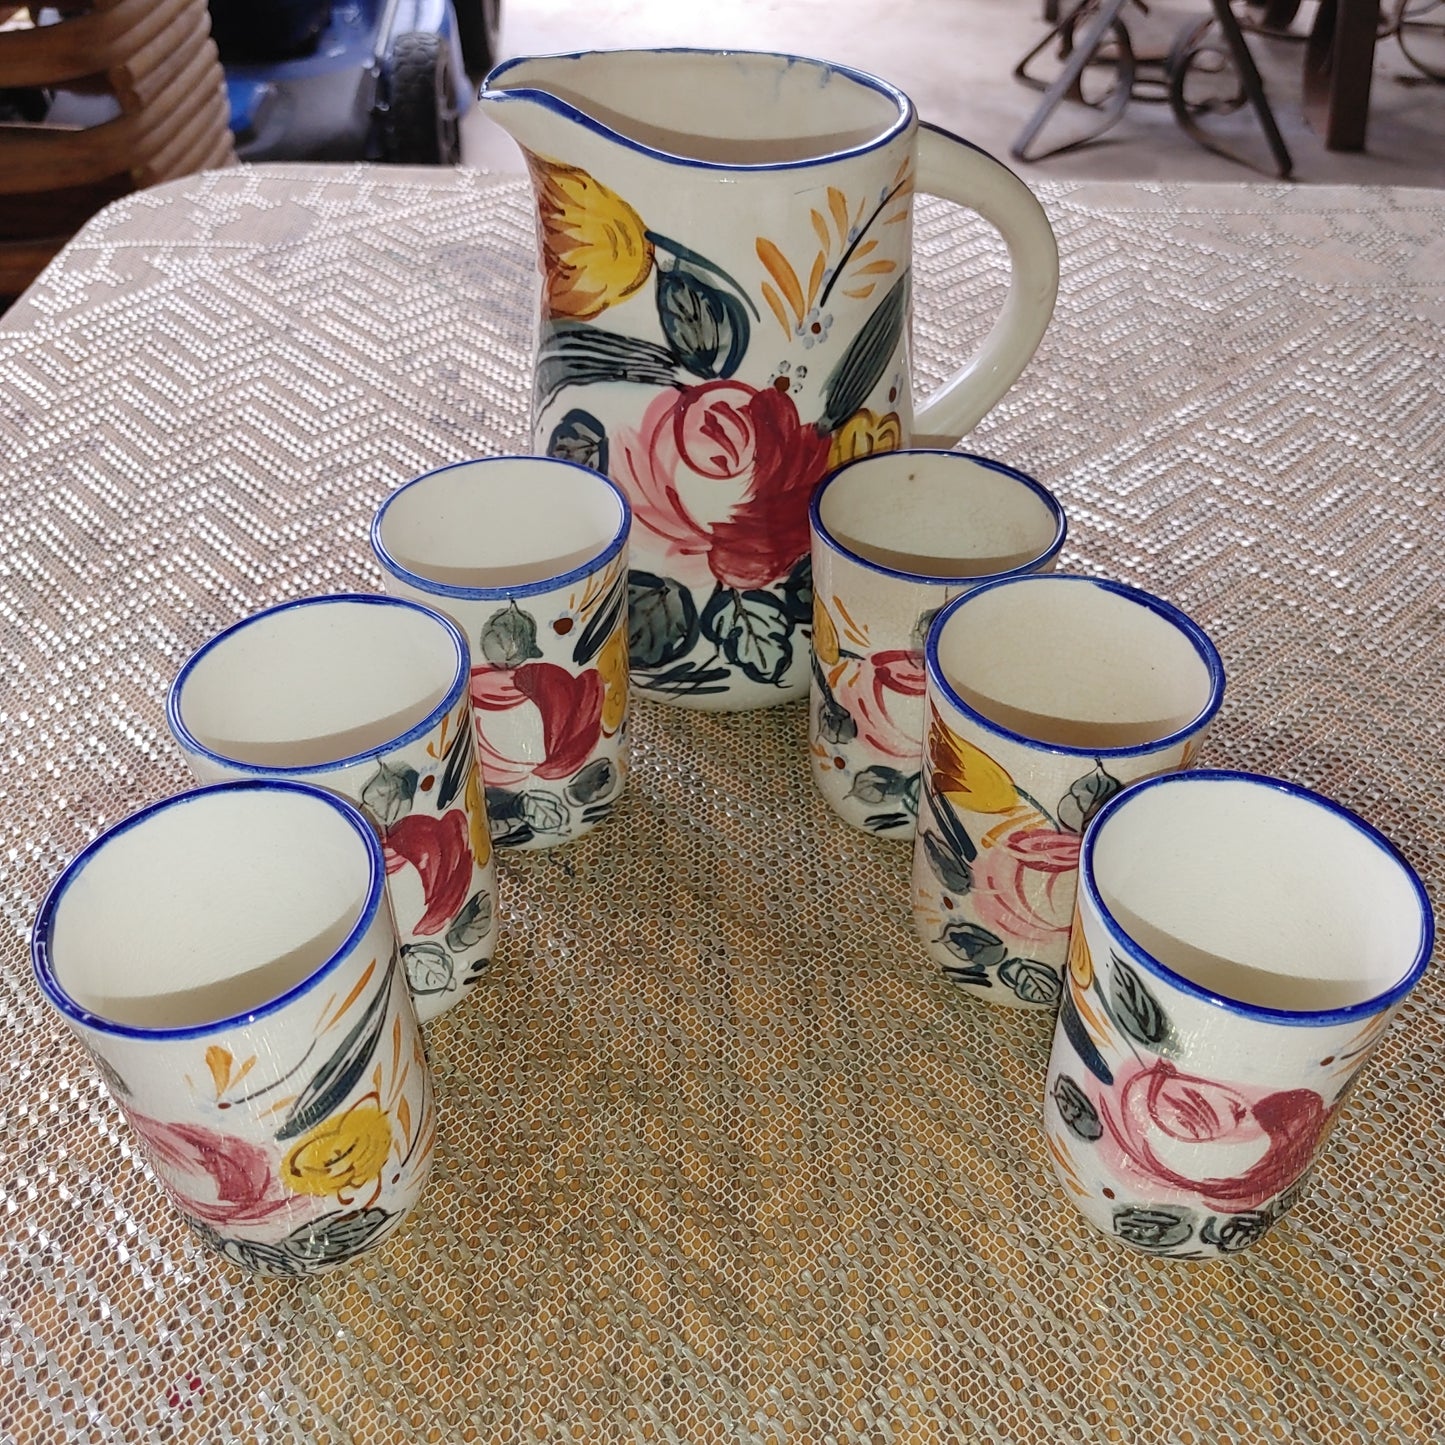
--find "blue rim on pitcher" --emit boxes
[483,49,916,172]
[31,780,387,1041]
[810,449,1068,585]
[1078,768,1435,1026]
[924,573,1226,758]
[370,456,632,601]
[166,593,471,776]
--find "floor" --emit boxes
[462,0,1445,187]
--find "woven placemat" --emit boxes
[1,166,1441,1444]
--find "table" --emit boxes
[2,166,1442,1444]
[1243,0,1383,152]
[1303,0,1381,151]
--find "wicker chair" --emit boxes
[1,0,235,302]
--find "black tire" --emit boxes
[382,31,462,166]
[453,0,502,78]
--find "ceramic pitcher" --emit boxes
[480,48,1059,710]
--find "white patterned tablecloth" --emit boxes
[1,166,1442,1444]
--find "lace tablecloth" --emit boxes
[2,166,1441,1444]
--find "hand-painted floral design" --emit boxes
[547,408,610,473]
[810,594,927,835]
[466,567,629,847]
[1047,936,1351,1258]
[188,1207,399,1277]
[813,595,842,668]
[928,713,1020,815]
[597,624,628,734]
[1112,1204,1194,1252]
[832,647,926,763]
[1200,1209,1274,1254]
[384,810,474,936]
[971,825,1081,947]
[617,379,831,592]
[477,599,544,668]
[1051,1074,1103,1141]
[657,254,752,378]
[472,661,606,786]
[403,942,456,997]
[526,154,914,702]
[352,703,497,1010]
[282,1101,394,1200]
[799,307,832,348]
[828,406,903,469]
[1099,1060,1330,1213]
[525,154,655,320]
[1107,1201,1281,1258]
[116,954,436,1276]
[127,1115,299,1228]
[1067,918,1094,989]
[915,707,1112,1002]
[755,163,913,334]
[464,766,491,870]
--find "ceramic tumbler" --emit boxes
[810,450,1066,838]
[31,781,436,1276]
[167,594,498,1023]
[371,456,632,850]
[1045,770,1434,1260]
[912,574,1224,1008]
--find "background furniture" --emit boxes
[1013,0,1293,174]
[1242,0,1387,150]
[1,166,1441,1445]
[1303,0,1382,149]
[0,0,233,302]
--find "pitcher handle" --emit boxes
[911,123,1059,446]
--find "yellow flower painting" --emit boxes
[927,712,1020,815]
[282,1101,393,1200]
[598,624,628,734]
[828,407,903,469]
[465,764,492,870]
[525,153,654,320]
[812,596,841,667]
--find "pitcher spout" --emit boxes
[480,49,913,167]
[477,53,621,157]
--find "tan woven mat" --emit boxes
[1,166,1441,1443]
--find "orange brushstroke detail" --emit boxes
[761,280,791,335]
[756,238,803,319]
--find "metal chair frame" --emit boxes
[1012,0,1293,177]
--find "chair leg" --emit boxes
[1012,0,1137,162]
[1209,0,1294,174]
[1167,3,1293,177]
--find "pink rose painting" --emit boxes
[127,1114,302,1229]
[832,647,927,762]
[917,719,1113,1001]
[971,824,1082,948]
[383,810,475,936]
[1099,1061,1330,1213]
[616,379,832,592]
[470,661,606,789]
[525,163,914,702]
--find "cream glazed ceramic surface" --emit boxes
[1046,771,1434,1260]
[480,48,1059,711]
[30,782,436,1276]
[912,575,1225,1009]
[371,457,631,850]
[809,451,1066,838]
[167,594,498,1022]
